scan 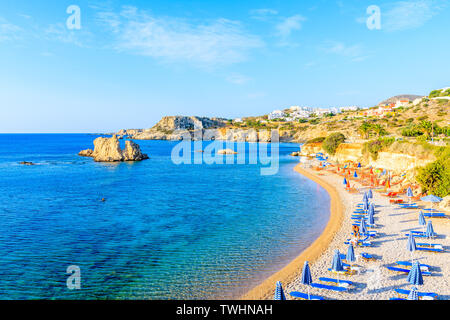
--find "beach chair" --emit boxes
[327,268,356,276]
[404,231,437,239]
[389,298,406,300]
[416,243,444,251]
[395,261,431,272]
[422,212,446,218]
[386,266,432,276]
[399,204,419,209]
[318,277,353,288]
[359,252,377,262]
[290,291,325,300]
[311,283,349,292]
[394,289,438,300]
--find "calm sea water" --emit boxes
[0,134,330,300]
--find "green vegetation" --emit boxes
[362,137,395,160]
[416,146,450,197]
[307,137,326,144]
[322,132,346,155]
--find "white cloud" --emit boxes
[250,8,279,20]
[97,6,263,68]
[383,0,445,31]
[43,23,92,47]
[275,15,306,38]
[323,41,369,62]
[0,18,22,42]
[226,73,251,85]
[384,0,433,31]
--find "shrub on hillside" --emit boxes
[322,133,346,155]
[416,150,450,197]
[362,137,395,160]
[307,137,326,144]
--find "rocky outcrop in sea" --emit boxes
[79,135,149,162]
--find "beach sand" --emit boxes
[243,163,449,300]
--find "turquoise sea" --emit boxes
[0,134,330,299]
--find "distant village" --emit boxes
[233,96,427,124]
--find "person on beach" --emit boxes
[352,225,360,244]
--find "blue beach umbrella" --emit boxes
[426,221,436,247]
[407,287,419,300]
[369,203,375,216]
[421,195,443,215]
[331,250,344,272]
[407,187,414,198]
[360,217,368,234]
[368,209,375,226]
[343,178,347,186]
[407,262,424,286]
[418,211,426,232]
[301,261,313,300]
[346,243,356,264]
[354,171,358,178]
[407,233,417,263]
[274,281,286,300]
[358,162,362,168]
[363,200,369,212]
[367,189,373,199]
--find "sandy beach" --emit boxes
[243,162,449,300]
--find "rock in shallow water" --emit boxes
[79,135,149,162]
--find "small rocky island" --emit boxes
[79,135,149,162]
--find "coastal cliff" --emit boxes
[79,135,149,162]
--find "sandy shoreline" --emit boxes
[241,164,344,299]
[242,162,449,300]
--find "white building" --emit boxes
[268,110,286,120]
[339,106,359,112]
[233,118,243,123]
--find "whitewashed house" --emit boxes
[268,110,286,120]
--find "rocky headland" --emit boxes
[79,135,149,162]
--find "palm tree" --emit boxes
[420,120,433,140]
[358,122,372,139]
[372,124,387,138]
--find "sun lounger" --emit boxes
[386,266,432,276]
[416,246,444,253]
[395,289,438,300]
[423,213,446,218]
[344,240,372,247]
[360,252,376,261]
[290,291,325,300]
[395,261,430,272]
[318,277,353,287]
[327,268,356,276]
[311,283,349,292]
[389,298,406,300]
[416,243,444,250]
[404,232,436,239]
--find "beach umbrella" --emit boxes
[301,261,313,300]
[367,189,373,199]
[426,221,436,247]
[346,180,350,189]
[346,243,356,264]
[407,287,419,300]
[407,233,417,263]
[370,168,374,175]
[343,178,347,186]
[420,195,443,215]
[419,211,426,233]
[354,171,358,178]
[363,200,369,212]
[368,209,375,226]
[385,179,391,189]
[407,262,424,286]
[331,250,345,284]
[407,187,414,198]
[369,203,375,215]
[274,281,286,300]
[360,217,368,234]
[358,163,362,168]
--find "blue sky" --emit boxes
[0,0,449,133]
